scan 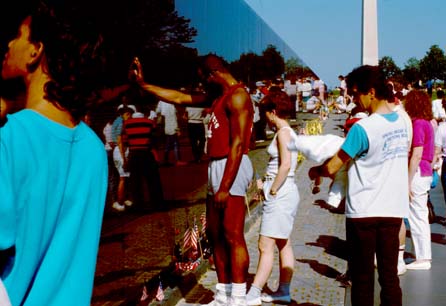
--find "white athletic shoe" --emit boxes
[112,202,125,212]
[406,260,431,270]
[397,258,407,275]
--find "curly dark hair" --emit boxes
[404,90,433,121]
[346,65,394,101]
[259,90,293,119]
[27,1,105,121]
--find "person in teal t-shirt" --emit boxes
[0,2,107,305]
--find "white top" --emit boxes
[432,98,446,120]
[435,121,446,156]
[284,80,298,96]
[301,82,312,97]
[347,113,409,218]
[265,126,299,178]
[156,101,178,135]
[103,122,113,151]
[185,107,205,123]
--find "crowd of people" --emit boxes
[1,2,445,306]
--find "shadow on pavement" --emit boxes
[306,235,348,261]
[296,258,342,280]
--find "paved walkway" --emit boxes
[92,111,446,306]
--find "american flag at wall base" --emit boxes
[183,227,193,251]
[192,219,199,250]
[140,285,149,301]
[200,211,207,236]
[156,281,164,301]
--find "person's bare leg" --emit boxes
[117,177,125,203]
[206,195,232,305]
[251,235,276,288]
[223,195,249,305]
[223,195,249,283]
[246,235,275,304]
[206,195,231,283]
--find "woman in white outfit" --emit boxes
[404,90,435,270]
[247,91,299,305]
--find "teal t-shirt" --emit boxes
[0,110,107,306]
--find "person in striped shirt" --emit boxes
[121,107,164,211]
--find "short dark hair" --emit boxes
[346,65,393,101]
[199,53,229,76]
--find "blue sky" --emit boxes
[244,0,446,87]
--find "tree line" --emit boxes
[379,45,446,87]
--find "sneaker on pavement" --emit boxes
[124,200,133,207]
[112,202,125,212]
[203,294,229,306]
[261,293,291,304]
[406,260,431,270]
[229,296,247,306]
[246,295,261,306]
[397,258,407,275]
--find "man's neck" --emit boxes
[25,71,77,127]
[372,99,394,115]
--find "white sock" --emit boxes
[246,284,261,299]
[399,245,405,260]
[216,283,232,296]
[231,282,246,298]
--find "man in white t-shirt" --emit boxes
[309,66,409,306]
[432,90,445,121]
[300,79,312,111]
[156,101,187,166]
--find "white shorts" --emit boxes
[261,178,299,239]
[113,146,130,177]
[208,155,253,196]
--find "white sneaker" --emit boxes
[397,258,407,275]
[112,202,125,212]
[229,296,247,306]
[124,200,133,207]
[246,295,261,306]
[261,293,291,304]
[203,295,229,306]
[406,260,431,270]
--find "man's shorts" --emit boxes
[113,146,130,177]
[208,154,253,196]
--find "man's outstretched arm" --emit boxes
[131,57,209,106]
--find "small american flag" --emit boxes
[183,227,193,251]
[200,212,207,236]
[191,218,199,249]
[156,281,164,301]
[140,285,149,301]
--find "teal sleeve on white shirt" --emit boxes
[341,123,369,158]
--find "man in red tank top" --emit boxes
[132,54,254,306]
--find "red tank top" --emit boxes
[206,84,252,158]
